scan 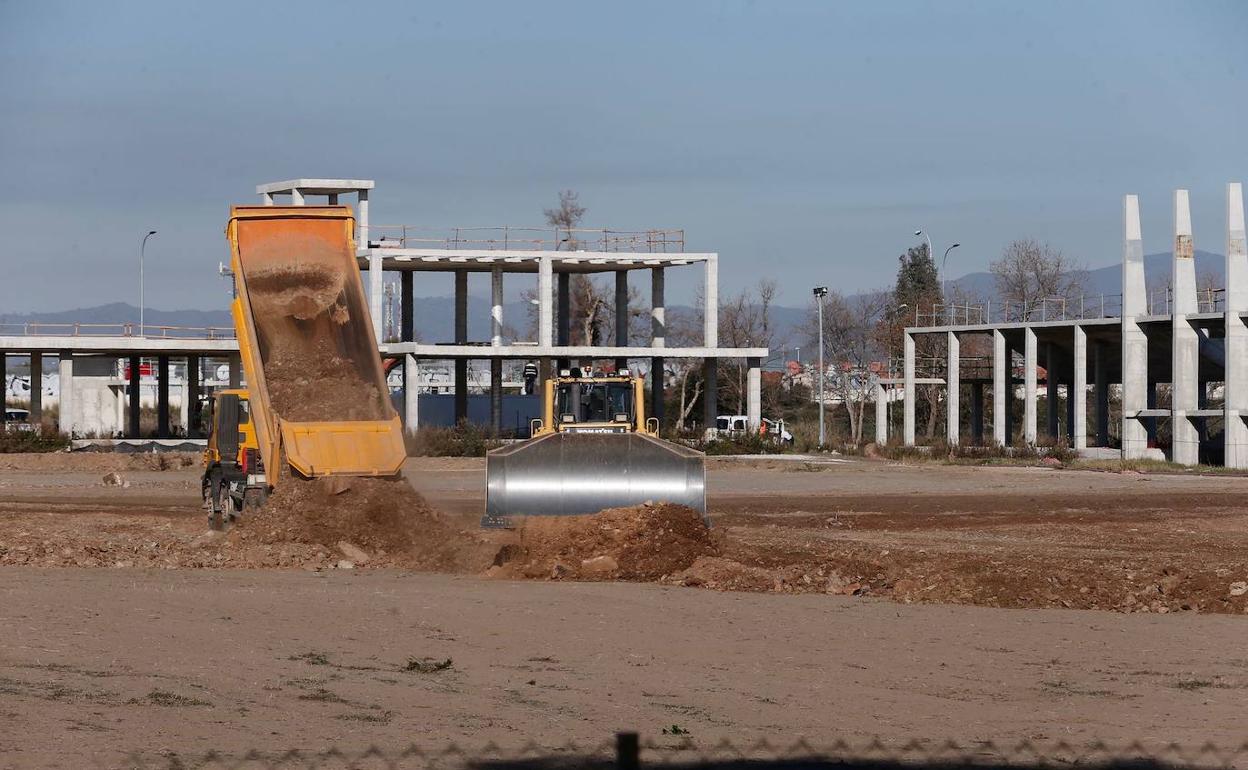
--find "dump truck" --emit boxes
[201,206,406,529]
[482,368,706,527]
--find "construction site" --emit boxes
[2,175,1248,769]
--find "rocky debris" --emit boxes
[1230,581,1248,597]
[336,541,371,565]
[102,473,124,487]
[336,560,355,570]
[580,555,619,574]
[667,556,775,592]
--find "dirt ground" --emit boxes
[2,454,1248,766]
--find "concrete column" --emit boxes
[556,271,571,370]
[186,354,201,438]
[128,355,141,437]
[1225,182,1248,467]
[327,193,339,205]
[651,267,666,347]
[992,329,1007,446]
[1024,327,1038,445]
[874,382,888,446]
[156,355,170,439]
[58,352,73,436]
[261,192,274,206]
[356,189,369,253]
[615,270,629,370]
[1094,342,1109,447]
[491,267,504,347]
[746,357,762,431]
[454,270,468,423]
[404,354,419,432]
[228,354,242,388]
[538,257,554,348]
[703,256,718,347]
[1172,189,1200,465]
[702,358,718,436]
[29,352,42,427]
[1004,346,1016,443]
[903,332,916,445]
[1122,194,1150,459]
[650,358,665,428]
[1045,342,1059,442]
[1072,326,1087,451]
[290,188,304,205]
[946,331,960,445]
[971,383,984,444]
[490,358,503,434]
[369,253,384,344]
[400,271,414,342]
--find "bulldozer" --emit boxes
[481,368,706,528]
[201,205,406,529]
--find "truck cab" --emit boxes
[202,388,266,529]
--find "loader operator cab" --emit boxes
[555,380,634,426]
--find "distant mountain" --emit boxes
[947,250,1226,300]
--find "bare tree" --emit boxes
[802,290,885,445]
[991,239,1086,321]
[718,280,779,417]
[543,190,610,346]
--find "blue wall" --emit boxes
[391,392,542,437]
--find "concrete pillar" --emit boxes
[946,331,960,445]
[490,358,503,434]
[356,189,369,253]
[327,193,339,205]
[971,383,984,444]
[746,357,762,431]
[702,358,718,435]
[369,253,384,344]
[156,355,170,439]
[454,270,468,424]
[1072,326,1087,451]
[491,268,504,347]
[404,354,419,432]
[186,354,201,438]
[1024,327,1038,445]
[703,256,718,347]
[400,271,414,343]
[1225,182,1248,467]
[1045,342,1059,442]
[58,352,73,436]
[128,355,141,438]
[261,192,274,206]
[1004,345,1016,443]
[1122,194,1150,459]
[29,351,42,427]
[1172,189,1200,465]
[874,382,888,445]
[903,332,916,445]
[650,358,665,428]
[290,188,304,205]
[651,267,666,347]
[1094,342,1109,447]
[556,271,571,370]
[538,257,554,348]
[1145,383,1158,443]
[615,270,629,370]
[992,329,1007,446]
[228,354,242,388]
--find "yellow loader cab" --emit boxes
[201,388,267,530]
[483,368,705,528]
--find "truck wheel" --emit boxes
[206,473,226,531]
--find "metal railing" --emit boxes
[912,286,1229,328]
[0,322,235,339]
[368,225,685,253]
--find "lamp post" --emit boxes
[941,243,961,301]
[813,286,829,448]
[140,230,157,336]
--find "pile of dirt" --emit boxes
[260,336,386,422]
[228,477,485,572]
[497,503,719,581]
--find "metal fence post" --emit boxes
[616,732,640,770]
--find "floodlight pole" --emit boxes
[814,286,829,448]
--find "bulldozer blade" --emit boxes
[482,433,706,528]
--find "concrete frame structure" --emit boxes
[899,184,1247,468]
[255,179,766,435]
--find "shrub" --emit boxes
[405,422,503,457]
[0,426,71,454]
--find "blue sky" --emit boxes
[1,0,1245,312]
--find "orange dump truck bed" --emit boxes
[225,206,405,480]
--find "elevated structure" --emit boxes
[894,183,1248,468]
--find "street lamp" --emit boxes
[813,286,829,448]
[942,243,961,300]
[140,230,157,336]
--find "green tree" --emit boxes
[884,243,944,439]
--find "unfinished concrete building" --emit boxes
[893,183,1247,467]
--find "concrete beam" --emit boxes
[992,329,1007,446]
[1024,327,1037,445]
[1172,189,1200,465]
[1073,325,1087,450]
[946,331,960,445]
[1226,182,1248,467]
[1122,194,1151,459]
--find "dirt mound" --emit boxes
[667,556,778,591]
[228,477,485,572]
[499,503,719,581]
